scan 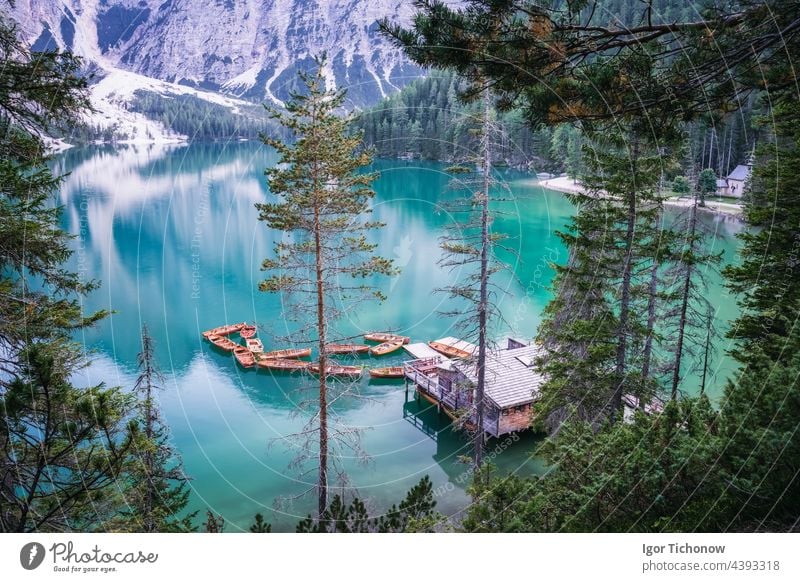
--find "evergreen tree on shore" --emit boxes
[0,14,133,533]
[256,58,396,517]
[119,325,194,532]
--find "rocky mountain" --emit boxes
[6,0,443,109]
[3,0,456,142]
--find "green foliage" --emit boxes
[256,60,397,300]
[550,124,584,179]
[295,476,440,533]
[672,175,690,194]
[725,100,800,364]
[464,398,725,532]
[0,16,106,351]
[464,345,800,532]
[128,91,275,142]
[0,345,135,532]
[535,130,674,427]
[716,335,800,530]
[114,326,195,532]
[257,57,398,516]
[353,70,557,170]
[697,168,717,205]
[382,0,797,129]
[0,16,133,533]
[249,513,272,533]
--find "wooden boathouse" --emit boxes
[403,337,545,438]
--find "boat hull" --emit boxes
[369,366,404,379]
[428,341,472,359]
[369,341,404,356]
[239,325,257,339]
[260,348,312,359]
[206,334,239,352]
[233,347,255,368]
[324,344,370,355]
[308,364,363,377]
[256,358,311,371]
[364,332,410,344]
[202,322,247,338]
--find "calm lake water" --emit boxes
[53,141,744,531]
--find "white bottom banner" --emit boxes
[1,534,796,581]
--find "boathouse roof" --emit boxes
[727,164,750,181]
[454,341,545,409]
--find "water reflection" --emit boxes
[55,142,741,530]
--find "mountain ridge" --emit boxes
[5,0,455,142]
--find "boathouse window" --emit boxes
[439,377,451,392]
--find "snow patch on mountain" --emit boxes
[5,0,463,140]
[88,67,255,143]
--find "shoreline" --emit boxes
[530,176,744,219]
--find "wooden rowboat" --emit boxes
[206,334,239,352]
[239,325,257,339]
[246,338,264,353]
[260,348,312,360]
[202,322,247,338]
[233,346,256,368]
[256,358,311,371]
[364,332,410,345]
[308,363,363,378]
[428,341,472,359]
[369,366,404,379]
[369,341,404,356]
[324,344,371,355]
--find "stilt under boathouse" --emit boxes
[403,337,545,438]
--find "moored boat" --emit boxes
[202,322,247,338]
[239,325,257,339]
[369,366,404,379]
[233,346,256,368]
[308,363,363,378]
[369,341,404,356]
[364,332,410,344]
[206,334,239,352]
[324,343,370,355]
[428,341,472,359]
[256,358,311,371]
[260,347,312,360]
[246,338,264,353]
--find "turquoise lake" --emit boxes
[53,141,745,531]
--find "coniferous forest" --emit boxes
[2,0,800,538]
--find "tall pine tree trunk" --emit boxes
[140,326,156,533]
[612,141,638,419]
[671,194,699,400]
[641,257,659,381]
[474,87,491,467]
[313,180,329,518]
[700,304,712,396]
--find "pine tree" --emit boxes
[0,15,132,533]
[1,345,135,532]
[438,88,507,465]
[120,325,194,532]
[295,476,439,532]
[256,57,396,516]
[0,16,105,354]
[725,99,800,364]
[536,128,671,427]
[249,513,272,533]
[662,179,722,400]
[697,168,717,207]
